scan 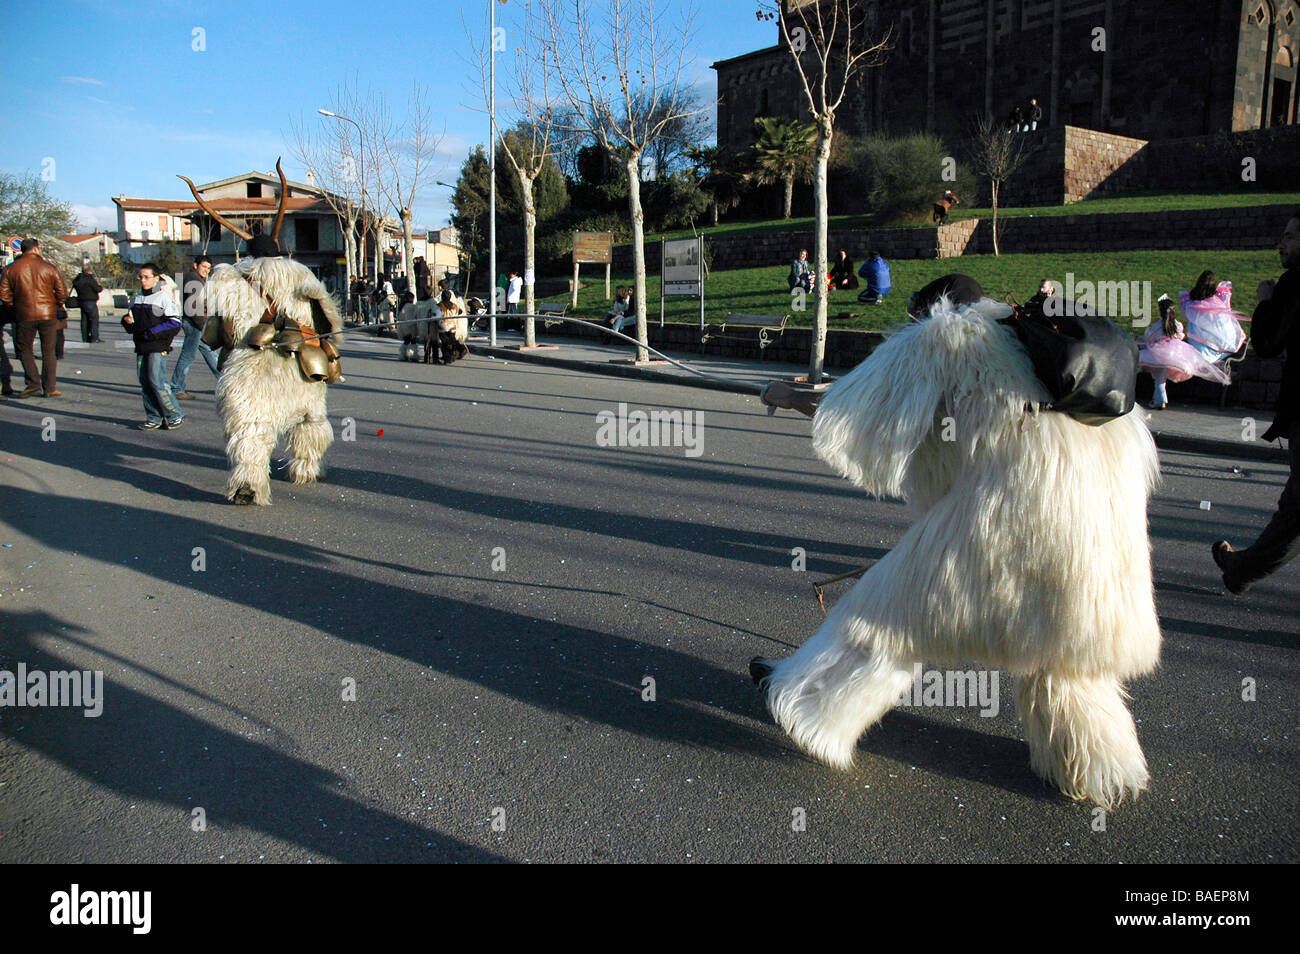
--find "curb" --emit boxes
[467,342,1289,464]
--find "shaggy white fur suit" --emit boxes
[206,256,342,505]
[755,297,1162,808]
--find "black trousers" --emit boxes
[0,326,14,392]
[1227,422,1299,585]
[80,301,100,341]
[15,320,59,393]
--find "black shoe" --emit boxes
[139,420,163,430]
[164,418,184,430]
[1212,540,1250,595]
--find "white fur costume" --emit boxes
[398,299,469,346]
[206,256,342,505]
[756,297,1162,808]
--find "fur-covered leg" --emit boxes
[1016,672,1149,809]
[225,420,277,505]
[286,411,333,485]
[754,622,915,770]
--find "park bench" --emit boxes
[535,301,568,330]
[701,312,789,356]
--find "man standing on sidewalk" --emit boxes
[170,255,219,400]
[72,263,103,343]
[0,238,69,398]
[1214,209,1300,593]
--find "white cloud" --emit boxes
[71,204,118,232]
[62,75,105,86]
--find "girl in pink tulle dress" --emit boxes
[1139,295,1230,409]
[1180,270,1249,364]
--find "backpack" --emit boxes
[1001,295,1138,425]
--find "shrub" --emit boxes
[836,133,978,224]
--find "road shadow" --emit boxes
[0,609,506,863]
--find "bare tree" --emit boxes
[763,0,890,384]
[969,113,1031,257]
[539,0,709,362]
[370,83,441,289]
[290,84,372,306]
[472,2,565,347]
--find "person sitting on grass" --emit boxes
[830,250,858,290]
[857,251,891,305]
[788,250,813,293]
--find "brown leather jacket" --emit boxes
[0,251,70,322]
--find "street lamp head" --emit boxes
[318,108,336,117]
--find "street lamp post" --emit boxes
[488,0,498,346]
[318,108,367,295]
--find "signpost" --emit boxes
[572,231,613,308]
[660,235,705,336]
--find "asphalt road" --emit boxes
[1,329,1296,863]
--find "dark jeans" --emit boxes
[1225,422,1299,585]
[170,321,219,391]
[16,320,58,393]
[0,327,13,392]
[80,301,100,341]
[137,352,183,425]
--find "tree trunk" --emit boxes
[783,175,794,219]
[521,175,537,348]
[808,122,832,385]
[711,200,719,227]
[401,208,415,290]
[342,218,355,315]
[991,180,1000,257]
[626,153,649,363]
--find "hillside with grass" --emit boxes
[623,190,1300,245]
[544,248,1283,335]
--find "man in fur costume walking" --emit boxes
[756,276,1162,809]
[180,161,344,505]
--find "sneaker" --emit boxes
[44,389,62,398]
[174,391,195,400]
[17,386,42,399]
[1212,540,1249,595]
[140,420,163,430]
[165,418,184,430]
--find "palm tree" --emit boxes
[750,117,816,220]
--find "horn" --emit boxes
[177,174,252,241]
[271,158,289,248]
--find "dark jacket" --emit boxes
[122,285,183,354]
[182,270,208,329]
[0,251,69,322]
[1251,265,1300,441]
[73,271,103,303]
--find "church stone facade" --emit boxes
[714,0,1299,153]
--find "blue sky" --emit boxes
[0,0,775,235]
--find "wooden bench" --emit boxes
[701,313,789,355]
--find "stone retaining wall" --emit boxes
[611,203,1290,272]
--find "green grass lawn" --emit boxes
[542,248,1285,335]
[951,190,1300,223]
[630,191,1300,243]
